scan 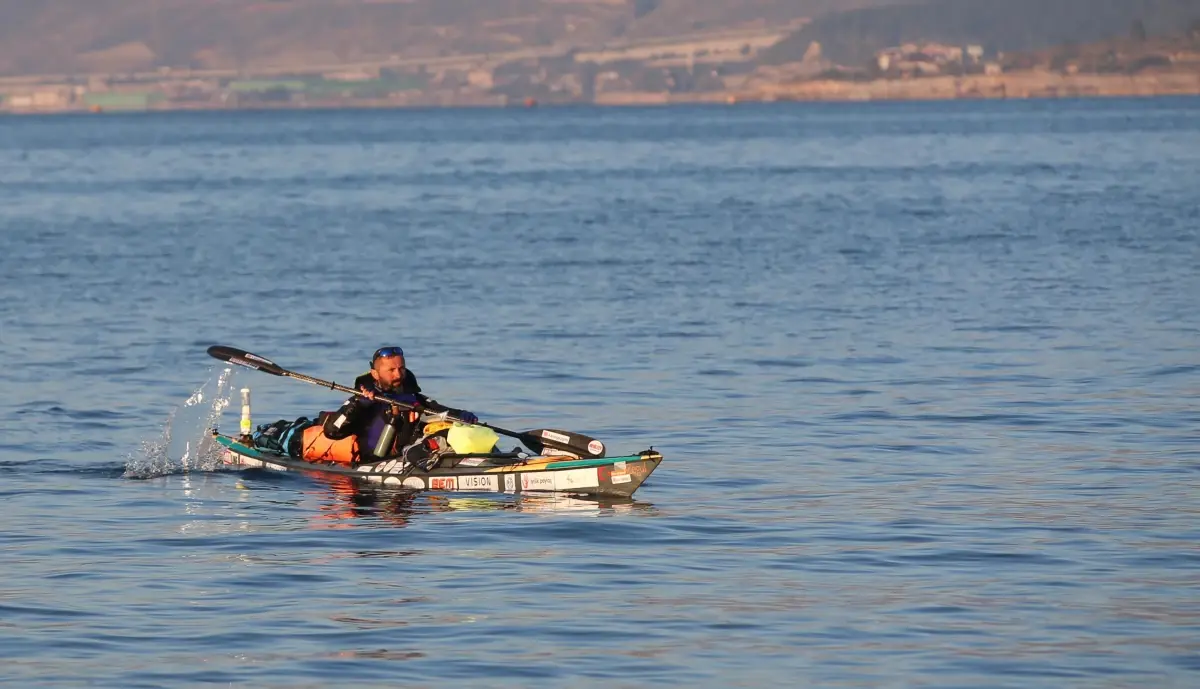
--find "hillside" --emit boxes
[762,0,1200,66]
[0,0,909,77]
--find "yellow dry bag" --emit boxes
[447,423,499,454]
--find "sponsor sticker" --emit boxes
[458,475,498,491]
[429,476,457,491]
[614,461,627,471]
[458,457,485,467]
[504,473,516,492]
[402,477,424,490]
[553,468,600,490]
[541,430,571,444]
[521,473,556,491]
[587,440,605,456]
[611,473,632,484]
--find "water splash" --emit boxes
[124,367,236,479]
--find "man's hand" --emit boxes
[386,404,420,424]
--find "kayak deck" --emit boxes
[212,432,661,498]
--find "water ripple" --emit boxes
[1,100,1199,688]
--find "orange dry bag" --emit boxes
[300,425,360,465]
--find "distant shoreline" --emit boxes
[730,70,1200,103]
[3,71,1197,116]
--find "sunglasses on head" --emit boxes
[372,346,405,363]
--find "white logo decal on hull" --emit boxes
[554,468,600,490]
[521,473,556,491]
[458,475,498,491]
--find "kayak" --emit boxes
[212,432,662,498]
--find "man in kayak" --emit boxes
[314,346,478,462]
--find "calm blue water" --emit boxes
[1,99,1198,687]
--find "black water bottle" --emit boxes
[373,409,400,459]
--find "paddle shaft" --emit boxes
[248,357,528,442]
[205,345,600,456]
[290,370,530,446]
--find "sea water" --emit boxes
[0,99,1197,687]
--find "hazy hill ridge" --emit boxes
[0,1,914,76]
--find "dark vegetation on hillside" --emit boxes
[763,0,1200,65]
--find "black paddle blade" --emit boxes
[206,345,286,376]
[524,429,606,458]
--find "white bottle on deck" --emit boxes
[239,388,252,440]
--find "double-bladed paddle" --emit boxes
[206,345,606,458]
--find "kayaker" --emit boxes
[307,346,479,463]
